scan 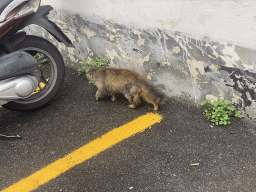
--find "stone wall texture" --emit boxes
[24,0,256,125]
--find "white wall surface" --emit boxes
[25,0,256,124]
[41,0,256,50]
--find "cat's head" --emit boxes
[87,67,98,81]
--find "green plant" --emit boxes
[77,57,111,83]
[200,98,242,126]
[34,52,48,64]
[34,52,43,59]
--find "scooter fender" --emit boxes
[23,5,74,48]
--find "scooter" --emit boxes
[0,0,74,138]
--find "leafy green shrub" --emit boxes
[77,57,111,84]
[34,52,43,59]
[77,57,111,76]
[200,98,242,126]
[33,52,48,64]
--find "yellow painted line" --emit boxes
[1,113,162,192]
[34,79,48,94]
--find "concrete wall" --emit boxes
[25,0,256,124]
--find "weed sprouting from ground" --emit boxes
[200,98,242,126]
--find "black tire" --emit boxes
[2,35,65,111]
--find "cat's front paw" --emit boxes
[111,96,117,102]
[128,104,137,109]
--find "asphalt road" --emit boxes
[0,67,256,192]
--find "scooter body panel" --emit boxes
[0,51,37,80]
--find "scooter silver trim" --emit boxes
[0,75,38,105]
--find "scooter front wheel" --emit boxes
[2,35,65,111]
